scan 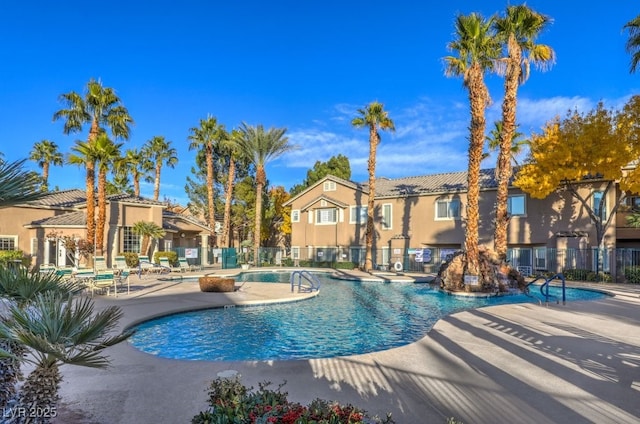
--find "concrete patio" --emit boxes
[49,270,640,424]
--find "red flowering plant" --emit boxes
[192,377,394,424]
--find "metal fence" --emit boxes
[209,246,640,283]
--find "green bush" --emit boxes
[624,266,640,284]
[153,251,178,266]
[119,252,140,268]
[562,269,591,281]
[334,261,356,270]
[0,250,30,268]
[281,257,294,267]
[192,377,394,424]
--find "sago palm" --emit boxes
[0,292,132,419]
[53,78,133,247]
[493,4,554,259]
[444,12,501,276]
[188,116,227,245]
[29,140,63,191]
[0,159,43,207]
[141,136,178,201]
[234,123,298,262]
[351,101,395,272]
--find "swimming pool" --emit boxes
[129,272,607,361]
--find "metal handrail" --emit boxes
[290,270,321,293]
[540,273,566,305]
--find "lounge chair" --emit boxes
[93,256,108,272]
[90,270,116,296]
[39,264,56,275]
[178,257,199,272]
[112,256,131,294]
[159,257,177,273]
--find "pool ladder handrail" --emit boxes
[525,273,566,306]
[290,270,321,293]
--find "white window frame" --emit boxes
[507,194,526,217]
[323,181,336,192]
[349,206,367,224]
[382,203,392,230]
[0,235,18,251]
[30,237,38,257]
[291,209,300,223]
[291,246,300,259]
[435,199,460,220]
[315,208,337,225]
[534,247,547,270]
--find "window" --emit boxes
[534,247,547,270]
[292,247,300,259]
[122,227,140,253]
[31,237,38,257]
[507,195,526,216]
[323,181,336,191]
[593,191,607,220]
[435,199,460,220]
[0,236,17,251]
[350,206,367,224]
[627,196,640,209]
[291,209,300,223]
[382,203,392,230]
[316,208,337,224]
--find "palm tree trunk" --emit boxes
[154,163,161,201]
[133,176,140,197]
[494,36,522,260]
[365,126,378,272]
[206,148,216,246]
[254,166,266,264]
[0,340,24,409]
[17,361,61,423]
[96,168,107,256]
[85,162,96,251]
[42,162,50,191]
[465,64,490,276]
[221,157,236,247]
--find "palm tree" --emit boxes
[132,221,166,258]
[188,116,227,245]
[625,14,640,73]
[493,5,555,260]
[234,123,298,262]
[351,101,395,272]
[485,121,528,165]
[219,129,243,247]
[29,139,63,191]
[53,79,133,247]
[0,292,131,416]
[93,135,123,256]
[119,148,150,197]
[0,268,80,409]
[68,141,98,251]
[444,12,501,276]
[141,136,178,201]
[0,159,43,207]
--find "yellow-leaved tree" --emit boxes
[514,96,640,267]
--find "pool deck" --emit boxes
[51,268,640,424]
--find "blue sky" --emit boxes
[1,1,638,205]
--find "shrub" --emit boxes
[193,377,394,424]
[624,266,640,284]
[562,268,591,281]
[0,250,30,268]
[335,261,356,270]
[153,251,178,266]
[119,252,140,268]
[281,257,294,267]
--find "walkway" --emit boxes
[52,270,640,424]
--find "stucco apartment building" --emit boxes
[0,189,213,269]
[284,169,640,278]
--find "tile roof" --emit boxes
[371,169,499,198]
[30,210,86,226]
[26,189,87,208]
[106,193,166,206]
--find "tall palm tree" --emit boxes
[93,135,123,256]
[0,292,131,416]
[219,129,243,247]
[0,159,43,207]
[493,5,555,260]
[118,148,150,197]
[142,136,178,201]
[53,79,133,247]
[188,116,227,245]
[625,14,640,73]
[444,12,501,276]
[485,121,528,165]
[234,123,298,262]
[132,221,166,258]
[29,139,63,191]
[68,141,98,252]
[351,101,395,272]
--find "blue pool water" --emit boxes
[129,272,607,361]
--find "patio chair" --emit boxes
[137,255,156,275]
[39,264,56,275]
[178,257,199,272]
[93,256,108,272]
[159,257,177,273]
[91,270,116,297]
[55,267,74,281]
